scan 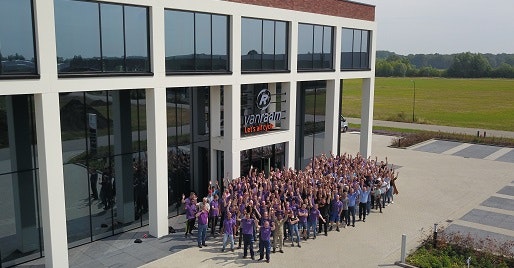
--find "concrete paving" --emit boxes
[17,131,514,268]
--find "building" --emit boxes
[0,0,376,266]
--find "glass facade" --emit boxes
[341,28,370,70]
[167,87,210,210]
[240,143,285,176]
[297,23,333,71]
[165,10,229,73]
[295,81,327,169]
[241,83,285,137]
[241,18,288,72]
[59,89,148,246]
[0,95,42,267]
[55,0,150,74]
[0,0,37,76]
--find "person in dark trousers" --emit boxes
[209,194,220,236]
[89,169,99,200]
[240,210,257,260]
[257,220,274,263]
[317,198,329,236]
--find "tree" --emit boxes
[446,52,492,78]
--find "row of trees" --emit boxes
[376,51,514,78]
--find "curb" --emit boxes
[394,261,418,268]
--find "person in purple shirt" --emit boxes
[257,220,275,263]
[196,204,209,248]
[184,198,197,237]
[297,203,308,240]
[307,204,325,239]
[329,195,343,232]
[221,211,236,252]
[240,211,257,260]
[210,194,220,236]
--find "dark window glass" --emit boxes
[341,28,354,69]
[242,17,288,72]
[55,0,101,72]
[313,26,323,69]
[275,21,287,70]
[100,4,124,72]
[323,26,333,68]
[341,27,370,70]
[55,0,150,74]
[0,0,37,76]
[166,10,229,73]
[166,10,194,71]
[195,13,212,71]
[262,20,275,70]
[298,23,332,71]
[297,24,313,70]
[361,30,370,69]
[212,15,228,71]
[241,18,262,71]
[124,6,150,72]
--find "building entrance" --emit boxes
[240,143,285,176]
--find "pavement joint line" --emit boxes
[492,193,514,200]
[441,143,472,155]
[476,205,514,217]
[484,147,514,161]
[406,138,437,150]
[451,219,514,238]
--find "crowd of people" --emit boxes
[181,152,399,263]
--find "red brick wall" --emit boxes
[225,0,375,21]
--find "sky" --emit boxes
[357,0,514,55]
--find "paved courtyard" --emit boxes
[19,132,514,267]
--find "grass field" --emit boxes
[342,77,514,131]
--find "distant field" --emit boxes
[342,77,514,131]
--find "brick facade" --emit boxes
[225,0,375,21]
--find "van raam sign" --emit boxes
[242,88,281,133]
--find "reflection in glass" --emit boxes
[262,20,275,70]
[55,0,101,72]
[352,30,362,68]
[341,28,370,70]
[212,15,228,70]
[125,6,150,72]
[101,4,124,72]
[241,18,262,70]
[195,13,212,71]
[166,10,229,72]
[341,28,354,69]
[297,24,313,70]
[0,0,37,75]
[55,0,149,74]
[0,95,41,266]
[275,21,287,70]
[323,27,333,68]
[313,26,323,69]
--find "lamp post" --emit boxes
[411,80,416,122]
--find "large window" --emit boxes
[0,95,41,267]
[59,89,148,247]
[341,28,370,70]
[295,81,327,169]
[55,0,150,74]
[0,0,37,77]
[298,23,333,71]
[165,10,229,73]
[241,18,288,72]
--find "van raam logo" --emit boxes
[256,89,272,110]
[242,88,282,133]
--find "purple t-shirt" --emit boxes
[210,200,219,216]
[223,218,236,235]
[260,226,272,241]
[298,208,308,223]
[331,200,343,215]
[308,208,320,222]
[185,203,197,220]
[198,210,209,225]
[241,218,255,235]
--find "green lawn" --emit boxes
[342,78,514,131]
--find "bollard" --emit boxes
[477,131,480,137]
[400,234,407,263]
[483,131,486,138]
[433,223,438,248]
